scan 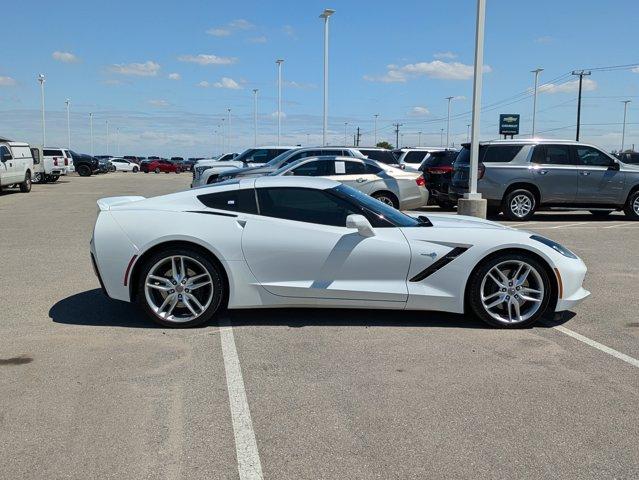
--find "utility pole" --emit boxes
[440,128,444,147]
[227,108,231,152]
[253,89,258,147]
[356,126,361,146]
[445,96,454,148]
[466,124,470,142]
[531,68,543,138]
[37,74,46,148]
[393,123,402,148]
[621,100,631,153]
[343,122,348,145]
[116,128,120,156]
[89,113,94,156]
[65,98,71,149]
[320,9,335,146]
[106,120,110,155]
[418,131,422,147]
[373,114,379,146]
[276,59,284,146]
[572,70,591,141]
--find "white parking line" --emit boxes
[553,325,639,368]
[546,222,590,229]
[602,223,637,229]
[220,321,264,480]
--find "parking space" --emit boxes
[1,175,637,479]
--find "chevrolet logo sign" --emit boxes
[503,116,518,123]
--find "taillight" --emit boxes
[53,158,58,166]
[415,175,426,187]
[478,163,486,180]
[428,166,453,175]
[64,158,68,166]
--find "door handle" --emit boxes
[356,177,366,183]
[537,170,548,175]
[580,171,591,176]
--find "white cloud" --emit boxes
[632,67,639,73]
[197,81,210,88]
[213,77,242,89]
[539,78,597,94]
[364,60,491,83]
[282,25,296,38]
[409,106,430,116]
[229,19,254,30]
[52,51,80,63]
[109,60,160,76]
[271,111,287,119]
[433,51,457,59]
[0,76,17,86]
[178,54,237,66]
[285,80,317,90]
[148,99,170,107]
[206,28,231,37]
[248,35,268,44]
[168,72,181,80]
[535,36,553,44]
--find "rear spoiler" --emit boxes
[97,196,146,211]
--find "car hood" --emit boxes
[407,212,511,230]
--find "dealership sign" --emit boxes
[499,114,520,136]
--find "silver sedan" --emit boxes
[272,156,429,210]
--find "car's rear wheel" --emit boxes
[136,248,224,328]
[154,167,161,174]
[33,171,44,183]
[372,191,399,209]
[468,253,552,328]
[50,175,59,182]
[77,165,92,177]
[623,191,639,220]
[176,168,181,174]
[132,166,139,173]
[19,172,32,193]
[503,189,536,221]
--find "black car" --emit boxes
[420,150,459,209]
[68,151,99,177]
[617,151,639,165]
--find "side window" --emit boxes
[366,163,382,174]
[291,160,331,177]
[1,145,12,159]
[362,150,396,164]
[483,145,523,163]
[257,187,357,226]
[31,148,41,164]
[533,145,573,165]
[246,149,269,163]
[575,146,612,167]
[344,161,367,175]
[197,188,258,214]
[404,151,428,164]
[267,149,287,161]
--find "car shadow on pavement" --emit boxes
[50,289,576,330]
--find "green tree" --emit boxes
[376,141,393,149]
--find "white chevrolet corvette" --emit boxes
[90,177,589,328]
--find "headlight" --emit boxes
[530,235,578,259]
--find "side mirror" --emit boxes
[346,214,375,237]
[609,161,620,171]
[399,164,406,170]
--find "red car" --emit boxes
[141,159,182,174]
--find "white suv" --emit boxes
[42,147,72,180]
[0,140,34,193]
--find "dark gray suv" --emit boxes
[449,139,639,221]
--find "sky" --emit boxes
[1,0,638,157]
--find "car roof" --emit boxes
[467,138,588,146]
[6,142,30,147]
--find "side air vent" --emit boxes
[409,247,469,282]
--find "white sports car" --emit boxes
[90,177,589,328]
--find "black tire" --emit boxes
[372,191,399,209]
[623,190,639,220]
[33,171,45,184]
[19,171,32,193]
[50,175,60,183]
[132,166,139,173]
[135,247,225,328]
[503,188,536,221]
[77,164,92,177]
[176,168,181,174]
[589,210,613,218]
[436,199,456,211]
[154,167,161,174]
[468,252,553,328]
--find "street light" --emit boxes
[320,8,335,146]
[344,122,348,146]
[445,96,454,148]
[89,113,94,156]
[227,108,231,152]
[253,89,259,147]
[418,131,422,147]
[106,120,110,155]
[65,98,71,149]
[37,74,46,147]
[116,127,120,156]
[466,124,470,142]
[373,114,379,146]
[531,68,543,138]
[440,128,444,147]
[276,59,284,146]
[621,100,631,153]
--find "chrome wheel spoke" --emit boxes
[186,293,205,312]
[182,296,199,316]
[146,282,171,292]
[485,296,505,309]
[186,273,209,286]
[519,294,541,303]
[189,280,212,291]
[158,294,175,313]
[512,300,522,322]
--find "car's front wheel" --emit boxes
[136,248,225,328]
[132,166,139,173]
[468,253,552,328]
[623,190,639,220]
[503,189,536,221]
[154,167,161,174]
[19,172,32,192]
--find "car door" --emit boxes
[326,159,379,193]
[0,145,19,183]
[288,159,333,177]
[529,144,578,204]
[241,186,411,302]
[573,145,625,204]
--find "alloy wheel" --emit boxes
[634,196,639,216]
[480,260,544,324]
[510,194,533,218]
[144,255,214,323]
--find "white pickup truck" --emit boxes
[0,139,33,193]
[31,147,69,183]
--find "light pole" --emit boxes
[89,113,94,156]
[373,114,379,146]
[221,118,225,152]
[440,128,444,147]
[466,124,470,142]
[106,120,110,155]
[531,68,543,138]
[116,127,120,156]
[253,89,258,147]
[460,0,487,218]
[276,59,284,146]
[306,133,310,145]
[418,131,422,147]
[37,74,46,147]
[227,108,231,152]
[320,8,335,146]
[621,100,631,153]
[65,98,71,149]
[344,122,348,145]
[445,96,454,148]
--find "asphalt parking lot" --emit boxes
[1,173,637,479]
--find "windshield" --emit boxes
[266,150,294,167]
[331,184,427,227]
